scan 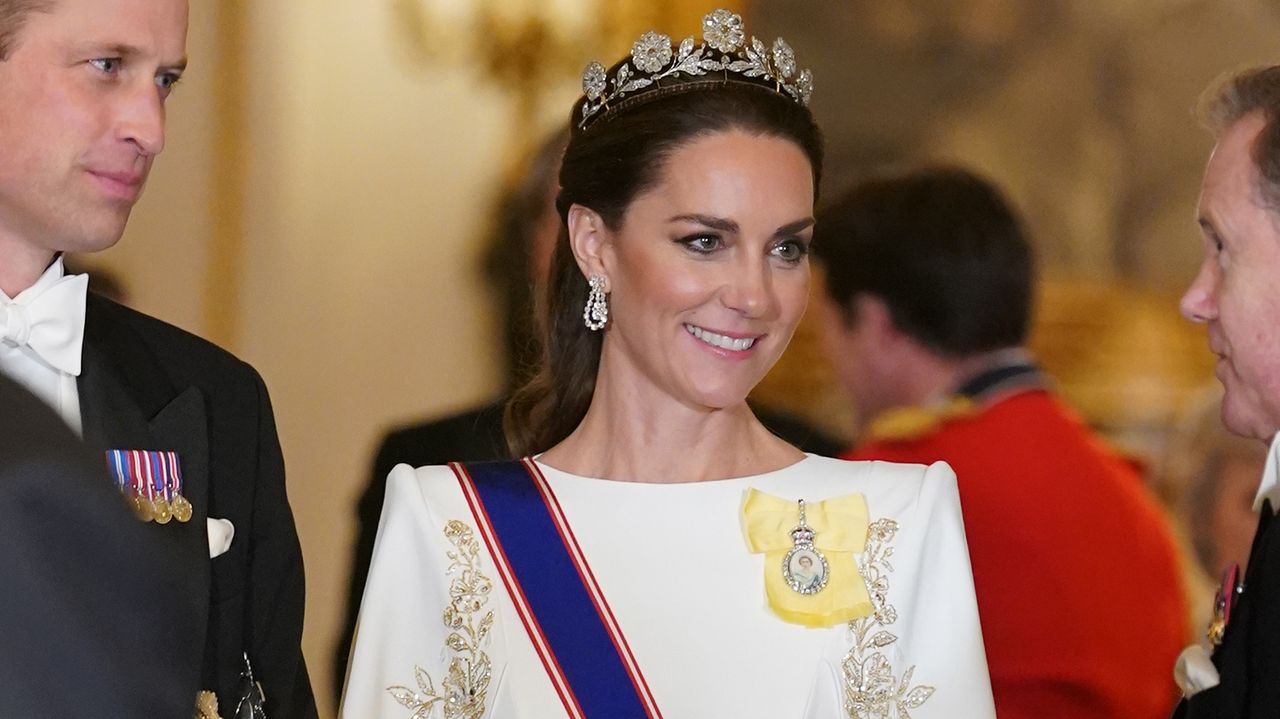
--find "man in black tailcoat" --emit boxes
[1175,64,1280,717]
[0,0,316,715]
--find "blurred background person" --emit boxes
[813,166,1187,719]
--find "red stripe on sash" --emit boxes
[451,462,587,719]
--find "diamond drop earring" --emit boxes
[583,275,609,331]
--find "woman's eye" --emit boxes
[682,235,722,253]
[772,239,809,263]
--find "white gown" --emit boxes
[341,455,995,718]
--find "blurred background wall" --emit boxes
[76,0,1280,714]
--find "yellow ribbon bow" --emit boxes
[741,489,873,627]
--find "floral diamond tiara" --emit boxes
[576,9,814,131]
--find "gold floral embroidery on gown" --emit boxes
[387,520,494,719]
[844,519,936,718]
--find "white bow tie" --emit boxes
[0,273,88,376]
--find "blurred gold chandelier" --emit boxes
[394,0,742,119]
[395,0,593,100]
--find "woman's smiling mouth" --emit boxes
[684,323,759,351]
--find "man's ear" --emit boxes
[566,204,612,289]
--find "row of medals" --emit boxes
[131,492,194,524]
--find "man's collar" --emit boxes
[953,348,1047,403]
[862,349,1045,444]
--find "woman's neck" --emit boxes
[539,368,804,484]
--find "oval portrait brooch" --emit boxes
[782,499,829,595]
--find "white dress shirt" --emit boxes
[1254,430,1280,513]
[0,257,86,434]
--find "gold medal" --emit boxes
[154,497,173,524]
[131,495,154,522]
[1207,615,1226,647]
[172,495,194,523]
[1208,564,1242,647]
[147,497,165,524]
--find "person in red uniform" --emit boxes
[812,167,1187,719]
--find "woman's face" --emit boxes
[590,129,815,411]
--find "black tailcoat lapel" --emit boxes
[75,292,317,717]
[78,298,209,692]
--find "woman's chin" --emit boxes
[681,385,757,413]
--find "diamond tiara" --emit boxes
[576,9,814,131]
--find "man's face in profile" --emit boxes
[0,0,188,261]
[1183,111,1280,441]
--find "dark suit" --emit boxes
[330,398,842,703]
[0,374,198,717]
[1174,501,1280,718]
[79,292,317,718]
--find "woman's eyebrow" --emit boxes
[774,218,815,237]
[668,214,738,233]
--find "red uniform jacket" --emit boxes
[847,386,1186,719]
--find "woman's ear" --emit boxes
[567,204,612,289]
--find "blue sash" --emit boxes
[453,459,662,719]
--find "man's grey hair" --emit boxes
[0,0,54,61]
[1200,64,1280,210]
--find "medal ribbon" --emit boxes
[453,459,663,719]
[741,489,873,627]
[103,449,190,523]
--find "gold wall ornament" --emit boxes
[202,2,248,350]
[392,0,599,129]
